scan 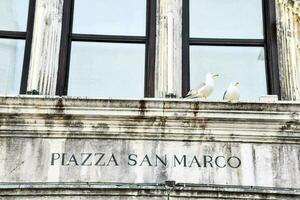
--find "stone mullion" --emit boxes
[155,0,182,98]
[276,0,300,100]
[26,0,64,95]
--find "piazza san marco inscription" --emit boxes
[50,153,241,169]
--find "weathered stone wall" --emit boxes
[0,96,299,198]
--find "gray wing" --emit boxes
[195,82,206,90]
[223,90,228,100]
[185,82,206,98]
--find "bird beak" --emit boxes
[235,82,240,86]
[213,73,219,77]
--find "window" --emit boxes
[57,0,156,98]
[0,0,35,95]
[182,0,280,100]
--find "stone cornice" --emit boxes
[0,96,299,144]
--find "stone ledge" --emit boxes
[0,96,299,143]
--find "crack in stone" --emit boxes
[5,161,25,177]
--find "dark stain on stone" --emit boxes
[207,135,215,141]
[193,102,200,117]
[138,100,146,116]
[145,117,157,125]
[44,119,54,127]
[298,149,300,173]
[158,117,167,127]
[63,114,74,121]
[185,118,208,130]
[280,120,300,131]
[65,120,84,128]
[252,146,257,184]
[291,112,299,120]
[92,123,109,130]
[199,118,207,130]
[0,114,25,127]
[55,97,65,114]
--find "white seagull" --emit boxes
[185,72,219,99]
[223,82,240,102]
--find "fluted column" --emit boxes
[276,0,300,100]
[26,0,63,95]
[155,0,182,98]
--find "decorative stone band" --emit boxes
[0,96,299,143]
[0,96,299,194]
[0,182,299,199]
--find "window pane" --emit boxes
[190,46,267,101]
[190,0,264,39]
[73,0,146,36]
[68,42,145,98]
[0,0,29,31]
[0,39,25,95]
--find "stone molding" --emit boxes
[0,97,300,198]
[0,182,299,199]
[0,96,299,144]
[276,0,300,100]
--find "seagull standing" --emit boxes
[185,72,219,99]
[223,82,240,102]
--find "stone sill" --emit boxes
[0,95,299,144]
[0,94,300,110]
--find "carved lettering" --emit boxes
[174,155,187,167]
[189,156,201,167]
[128,154,138,166]
[51,153,60,165]
[227,156,241,168]
[49,153,241,169]
[139,155,152,166]
[204,155,213,168]
[67,154,78,166]
[95,153,105,166]
[81,153,92,166]
[215,156,226,168]
[155,154,167,166]
[107,154,118,166]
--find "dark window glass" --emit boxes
[68,42,145,98]
[190,0,264,39]
[0,0,35,95]
[184,0,279,100]
[58,0,156,98]
[0,0,29,31]
[0,39,25,94]
[73,0,146,36]
[190,46,267,100]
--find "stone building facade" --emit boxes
[0,0,300,199]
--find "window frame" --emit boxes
[0,0,36,94]
[57,0,157,97]
[182,0,280,98]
